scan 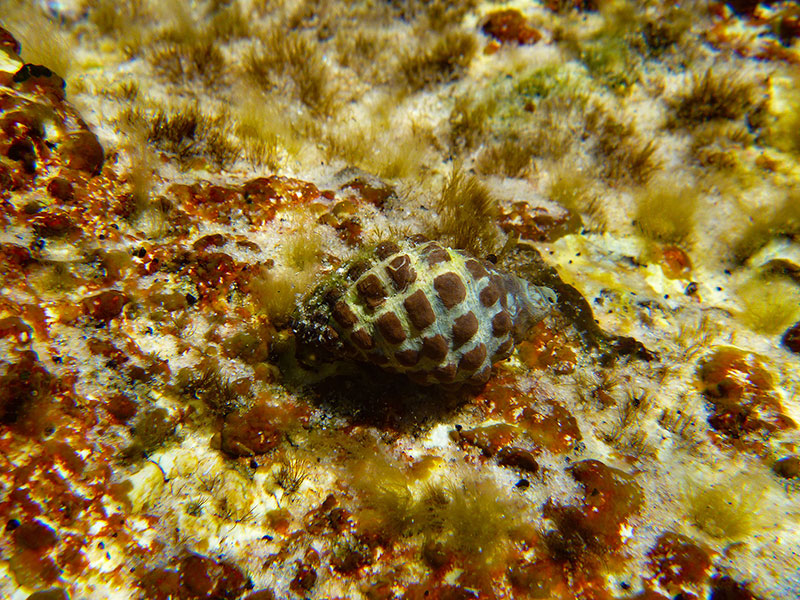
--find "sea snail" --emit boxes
[291,238,559,387]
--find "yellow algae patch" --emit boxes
[127,463,167,514]
[736,276,800,335]
[683,471,769,541]
[172,451,200,478]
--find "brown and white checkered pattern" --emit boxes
[299,240,557,387]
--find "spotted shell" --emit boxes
[293,240,557,387]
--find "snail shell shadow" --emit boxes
[297,362,475,433]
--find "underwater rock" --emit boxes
[81,290,129,324]
[60,130,104,175]
[646,532,711,595]
[782,321,800,353]
[292,239,558,387]
[772,455,799,479]
[698,346,796,448]
[0,27,21,56]
[725,0,778,17]
[25,590,70,600]
[481,10,542,45]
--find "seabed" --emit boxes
[0,1,799,599]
